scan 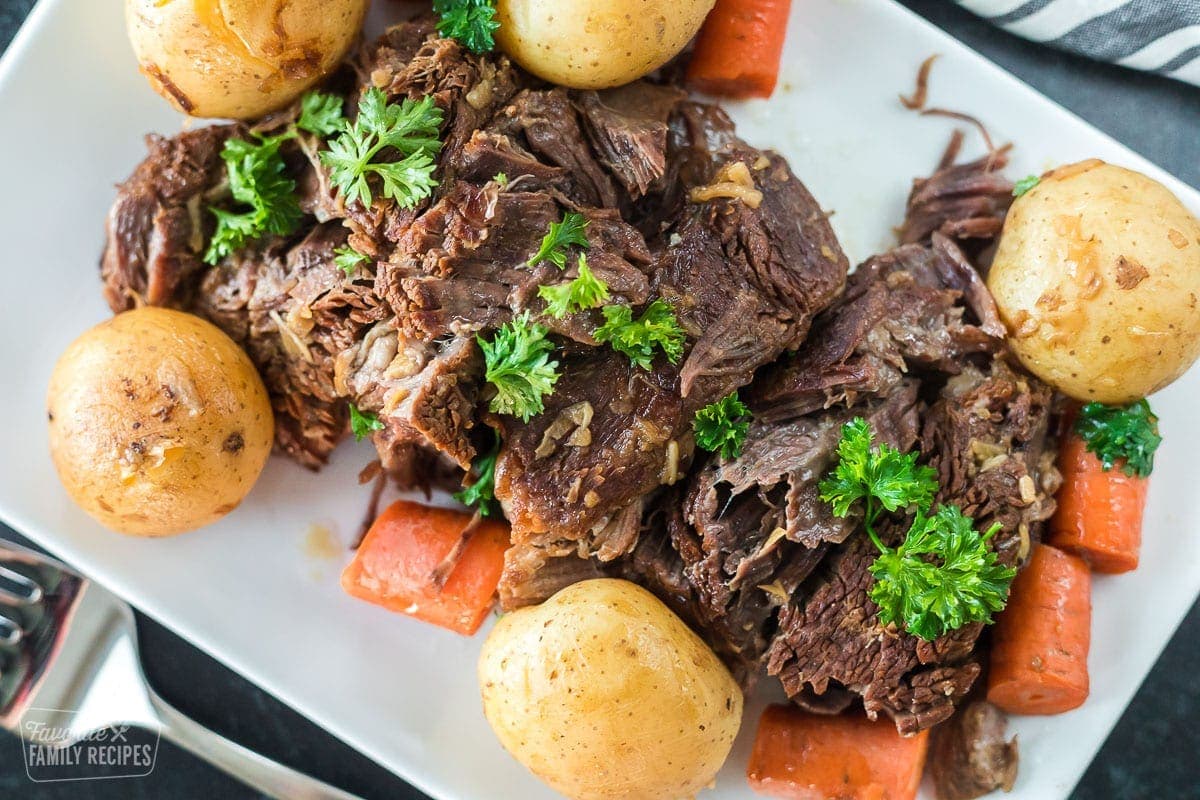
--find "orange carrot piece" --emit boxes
[747,705,930,800]
[987,543,1091,715]
[341,500,510,635]
[1048,431,1147,573]
[686,0,793,99]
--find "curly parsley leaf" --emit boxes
[478,312,560,422]
[821,418,1011,641]
[818,418,938,521]
[693,392,751,460]
[204,133,302,265]
[1012,174,1040,197]
[454,433,501,517]
[349,403,384,442]
[434,0,499,54]
[1075,399,1161,477]
[594,299,686,370]
[537,255,610,319]
[530,212,590,269]
[334,246,370,276]
[870,507,1014,641]
[493,171,508,187]
[320,89,443,208]
[297,90,346,137]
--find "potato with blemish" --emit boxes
[479,578,742,800]
[495,0,715,90]
[125,0,368,119]
[47,308,274,536]
[989,159,1200,403]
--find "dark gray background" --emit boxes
[1,0,1197,797]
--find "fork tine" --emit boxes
[0,613,20,646]
[0,564,44,607]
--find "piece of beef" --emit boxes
[379,182,653,345]
[751,235,1004,423]
[765,358,1058,734]
[930,701,1019,800]
[575,83,686,197]
[766,531,984,734]
[921,359,1061,567]
[493,103,848,572]
[899,149,1014,246]
[101,126,235,313]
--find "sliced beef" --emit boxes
[930,701,1019,800]
[101,126,234,313]
[493,103,848,572]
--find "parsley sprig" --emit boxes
[434,0,499,54]
[819,418,1015,641]
[538,255,609,318]
[693,393,751,459]
[320,88,444,209]
[454,433,501,517]
[530,212,590,269]
[334,246,370,276]
[594,300,686,370]
[349,403,384,441]
[478,312,560,421]
[204,134,302,265]
[203,90,344,265]
[1075,399,1161,477]
[1012,174,1040,197]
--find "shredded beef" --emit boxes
[930,701,1019,800]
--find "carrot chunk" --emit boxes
[686,0,793,99]
[987,543,1091,715]
[341,500,509,635]
[1048,431,1147,573]
[747,704,930,800]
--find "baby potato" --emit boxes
[479,578,742,800]
[495,0,716,89]
[989,160,1200,403]
[125,0,368,119]
[47,307,274,536]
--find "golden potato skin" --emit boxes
[125,0,368,119]
[479,579,742,800]
[47,308,274,536]
[495,0,715,90]
[989,160,1200,403]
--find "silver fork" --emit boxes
[0,538,362,799]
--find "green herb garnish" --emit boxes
[693,392,751,460]
[594,299,686,370]
[320,88,443,208]
[1074,399,1161,478]
[537,255,609,318]
[530,212,590,269]
[434,0,499,54]
[819,418,1015,641]
[478,312,560,422]
[334,246,370,276]
[349,404,384,441]
[1012,174,1040,197]
[297,90,346,137]
[493,171,508,187]
[204,133,303,265]
[454,433,501,517]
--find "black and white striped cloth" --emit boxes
[957,0,1200,86]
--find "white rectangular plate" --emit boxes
[1,1,1197,798]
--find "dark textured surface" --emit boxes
[1,0,1198,797]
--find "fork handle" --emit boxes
[147,688,364,800]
